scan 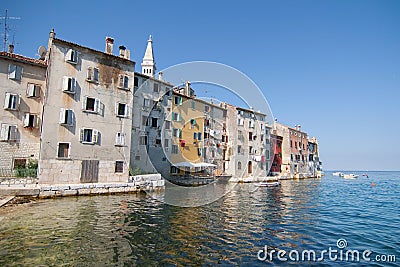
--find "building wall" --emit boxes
[38,37,135,184]
[0,53,46,169]
[288,126,309,175]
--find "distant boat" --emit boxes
[342,174,359,179]
[257,181,281,187]
[333,172,343,177]
[362,174,369,178]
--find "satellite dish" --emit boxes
[38,46,47,60]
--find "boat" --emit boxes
[256,181,281,187]
[362,173,369,178]
[341,174,359,179]
[333,172,343,177]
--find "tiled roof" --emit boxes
[0,52,47,67]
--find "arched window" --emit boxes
[237,161,242,170]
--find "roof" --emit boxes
[134,71,174,87]
[0,52,47,67]
[225,102,266,116]
[53,38,136,65]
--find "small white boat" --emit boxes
[257,181,281,187]
[333,172,343,177]
[342,174,359,179]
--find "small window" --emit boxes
[143,98,151,108]
[0,124,17,141]
[118,75,129,89]
[249,132,253,141]
[172,128,181,138]
[142,115,149,126]
[153,83,159,92]
[116,103,128,117]
[59,108,74,126]
[27,84,40,98]
[151,117,158,127]
[3,93,20,110]
[139,135,148,145]
[237,145,242,154]
[57,143,70,158]
[197,132,202,141]
[87,67,99,83]
[115,161,124,173]
[83,97,100,113]
[204,105,210,113]
[13,158,27,169]
[165,121,171,130]
[155,138,161,145]
[172,112,181,122]
[172,144,178,154]
[134,77,139,87]
[223,110,227,118]
[65,49,78,64]
[80,128,98,144]
[164,139,169,148]
[237,161,242,170]
[115,132,126,146]
[62,76,76,94]
[8,64,23,81]
[174,96,182,105]
[23,113,38,128]
[193,132,197,140]
[135,155,141,161]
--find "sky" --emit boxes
[1,0,399,171]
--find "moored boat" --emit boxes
[256,181,281,187]
[333,172,343,177]
[342,174,359,179]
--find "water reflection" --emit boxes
[0,173,399,266]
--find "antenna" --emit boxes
[0,9,21,51]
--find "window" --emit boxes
[164,139,169,148]
[139,135,148,145]
[59,108,74,126]
[197,132,202,140]
[116,103,128,117]
[115,161,124,173]
[174,96,182,105]
[115,132,126,146]
[118,75,129,89]
[65,49,78,64]
[27,84,40,97]
[223,110,227,118]
[172,144,178,154]
[0,124,17,141]
[290,140,293,148]
[172,128,182,138]
[237,145,242,154]
[8,64,23,81]
[249,132,253,141]
[57,143,70,158]
[13,158,27,169]
[204,119,210,127]
[142,115,149,126]
[191,100,195,110]
[23,113,38,128]
[193,132,197,140]
[198,148,202,156]
[172,112,181,122]
[249,120,255,128]
[237,161,242,170]
[83,97,100,113]
[134,77,139,87]
[170,166,179,173]
[143,98,151,108]
[190,119,196,127]
[4,93,20,110]
[155,139,161,145]
[237,118,244,126]
[261,135,264,142]
[222,135,228,143]
[204,105,210,113]
[153,83,159,92]
[135,155,141,161]
[62,76,76,94]
[165,121,171,130]
[151,117,158,127]
[249,146,253,154]
[87,67,99,83]
[80,128,99,144]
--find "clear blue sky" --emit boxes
[2,0,399,171]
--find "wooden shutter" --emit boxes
[92,130,98,144]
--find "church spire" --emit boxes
[141,35,156,77]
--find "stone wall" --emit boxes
[0,142,40,169]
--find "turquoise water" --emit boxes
[0,172,399,266]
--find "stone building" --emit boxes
[288,125,310,177]
[0,45,47,171]
[225,104,268,178]
[38,30,135,184]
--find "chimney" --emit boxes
[124,49,130,60]
[8,44,14,54]
[298,125,301,132]
[158,71,163,81]
[119,45,126,57]
[185,81,191,96]
[105,37,114,54]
